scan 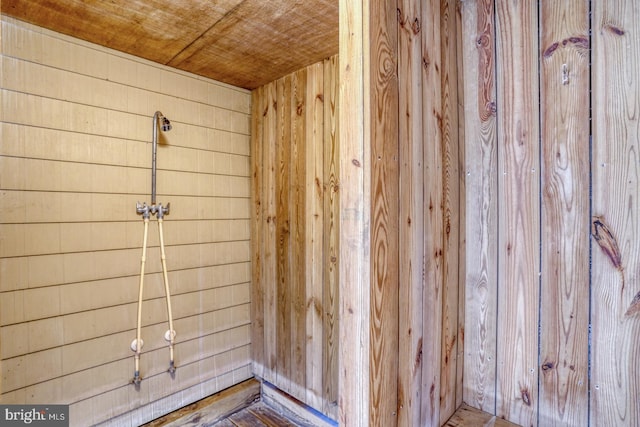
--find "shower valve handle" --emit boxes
[136,202,151,219]
[154,202,170,219]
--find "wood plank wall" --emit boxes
[0,17,253,427]
[340,1,464,425]
[255,1,639,426]
[397,0,464,425]
[461,1,640,426]
[251,55,340,420]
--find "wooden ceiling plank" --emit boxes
[167,0,338,88]
[1,0,338,89]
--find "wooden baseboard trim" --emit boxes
[141,378,260,427]
[260,381,338,427]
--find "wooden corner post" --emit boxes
[339,0,400,426]
[339,0,371,424]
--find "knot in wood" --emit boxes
[412,18,420,35]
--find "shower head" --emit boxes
[156,112,172,132]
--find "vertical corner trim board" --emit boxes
[338,0,370,425]
[368,0,400,426]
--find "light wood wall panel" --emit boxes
[321,55,339,417]
[592,1,640,426]
[251,55,339,420]
[368,0,399,425]
[397,0,425,424]
[539,1,590,426]
[494,2,540,426]
[305,61,324,412]
[461,1,639,426]
[338,1,371,425]
[461,0,498,415]
[438,0,462,422]
[421,1,446,425]
[0,17,252,427]
[454,3,466,411]
[275,73,292,394]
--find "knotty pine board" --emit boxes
[304,61,325,413]
[368,0,400,425]
[421,0,445,425]
[539,1,590,426]
[322,55,340,420]
[494,1,540,426]
[251,85,265,381]
[454,1,466,411]
[289,67,307,401]
[591,1,640,425]
[262,79,278,384]
[439,0,462,423]
[275,74,293,394]
[397,0,426,425]
[338,0,370,424]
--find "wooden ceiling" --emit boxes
[1,0,338,90]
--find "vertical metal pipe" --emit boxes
[151,111,160,205]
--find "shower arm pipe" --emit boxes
[151,111,160,205]
[151,111,172,206]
